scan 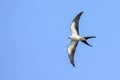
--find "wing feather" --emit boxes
[70,11,83,35]
[67,40,78,67]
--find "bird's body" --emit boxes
[67,11,96,67]
[69,34,81,41]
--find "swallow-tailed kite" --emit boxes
[67,11,96,67]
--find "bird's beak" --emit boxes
[68,37,70,39]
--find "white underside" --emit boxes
[70,34,81,41]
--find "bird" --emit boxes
[67,11,96,67]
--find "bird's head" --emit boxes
[68,36,72,39]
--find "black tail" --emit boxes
[82,36,96,47]
[82,40,93,47]
[83,36,96,40]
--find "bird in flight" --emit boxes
[67,11,96,67]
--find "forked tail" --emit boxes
[82,36,96,47]
[83,36,96,40]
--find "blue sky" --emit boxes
[0,0,120,80]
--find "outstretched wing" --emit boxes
[70,11,83,35]
[67,40,78,67]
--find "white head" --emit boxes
[68,36,72,39]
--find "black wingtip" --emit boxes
[71,60,75,67]
[79,11,83,15]
[72,63,75,67]
[81,11,84,14]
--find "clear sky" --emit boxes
[0,0,120,80]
